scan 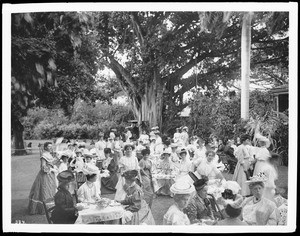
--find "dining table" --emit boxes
[75,199,126,224]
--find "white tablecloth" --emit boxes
[75,204,125,224]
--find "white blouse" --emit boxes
[163,204,190,225]
[77,181,101,203]
[119,155,140,173]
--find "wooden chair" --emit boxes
[42,198,55,224]
[76,171,86,189]
[207,193,225,220]
[73,189,79,204]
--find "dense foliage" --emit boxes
[22,100,134,140]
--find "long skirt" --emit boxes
[126,199,156,225]
[28,170,57,215]
[232,160,250,197]
[140,174,154,207]
[101,172,119,191]
[114,177,127,201]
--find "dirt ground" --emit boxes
[10,140,288,225]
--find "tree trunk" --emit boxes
[131,71,164,132]
[241,12,252,120]
[12,115,27,155]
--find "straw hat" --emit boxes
[245,172,268,184]
[170,143,178,148]
[182,126,188,131]
[255,132,271,148]
[222,181,241,195]
[57,170,75,183]
[82,164,99,175]
[170,181,195,195]
[151,126,159,130]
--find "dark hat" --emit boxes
[193,178,208,190]
[57,170,75,183]
[122,169,138,180]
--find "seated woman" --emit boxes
[192,150,225,181]
[184,177,216,224]
[153,148,176,196]
[174,148,193,182]
[139,148,155,207]
[51,170,83,224]
[70,149,85,172]
[163,181,195,225]
[77,165,101,203]
[114,143,141,201]
[216,194,247,225]
[118,170,155,225]
[101,148,119,193]
[241,172,278,225]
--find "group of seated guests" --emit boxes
[28,126,287,225]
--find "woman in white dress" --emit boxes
[77,165,101,203]
[241,173,278,225]
[163,181,195,225]
[192,150,224,181]
[253,133,271,176]
[114,143,141,201]
[232,134,254,196]
[174,148,193,182]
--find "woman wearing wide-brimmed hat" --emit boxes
[241,172,278,225]
[118,170,155,225]
[114,143,141,201]
[163,181,195,225]
[51,170,82,224]
[153,148,176,196]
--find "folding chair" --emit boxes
[42,198,55,224]
[207,193,225,220]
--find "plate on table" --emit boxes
[109,201,121,207]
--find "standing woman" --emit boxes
[28,142,58,214]
[101,148,120,192]
[252,133,271,176]
[114,143,141,201]
[232,134,253,197]
[139,148,155,207]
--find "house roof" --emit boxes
[270,84,288,95]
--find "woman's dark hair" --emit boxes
[221,189,235,200]
[225,204,242,218]
[104,148,112,154]
[44,142,52,150]
[240,134,251,143]
[86,173,97,181]
[141,148,150,156]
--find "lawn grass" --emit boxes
[10,140,289,225]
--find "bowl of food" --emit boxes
[95,198,111,209]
